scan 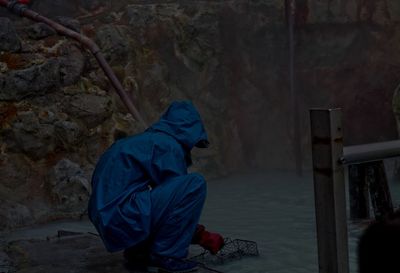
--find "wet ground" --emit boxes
[1,171,400,273]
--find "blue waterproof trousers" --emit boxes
[144,173,206,258]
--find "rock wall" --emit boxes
[1,0,400,230]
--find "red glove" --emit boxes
[192,225,224,255]
[18,0,31,4]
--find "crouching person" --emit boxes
[88,101,224,272]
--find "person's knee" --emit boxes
[184,173,206,201]
[187,173,206,190]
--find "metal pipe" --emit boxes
[342,140,400,165]
[0,0,148,129]
[286,0,303,176]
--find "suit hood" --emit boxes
[149,101,209,150]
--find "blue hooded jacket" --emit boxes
[88,101,209,252]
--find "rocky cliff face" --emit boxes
[1,0,400,230]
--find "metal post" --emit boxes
[349,164,370,220]
[310,109,349,273]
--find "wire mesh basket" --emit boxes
[190,237,259,265]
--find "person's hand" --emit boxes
[192,225,224,255]
[199,231,224,254]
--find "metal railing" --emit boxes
[342,140,400,165]
[310,108,398,273]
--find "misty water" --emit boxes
[200,168,400,273]
[3,169,400,273]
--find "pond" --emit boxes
[3,169,400,273]
[200,169,400,273]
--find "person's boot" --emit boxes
[192,224,224,254]
[123,241,150,270]
[147,255,198,273]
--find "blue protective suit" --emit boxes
[88,101,209,258]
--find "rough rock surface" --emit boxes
[0,248,14,273]
[1,0,400,231]
[55,16,81,33]
[58,43,86,86]
[0,231,228,273]
[0,59,60,101]
[96,24,131,65]
[54,120,83,147]
[27,23,56,40]
[0,17,21,52]
[2,234,147,273]
[0,200,33,231]
[47,159,90,213]
[65,93,112,128]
